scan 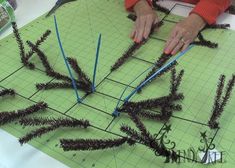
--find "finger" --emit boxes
[165,24,180,48]
[164,37,173,53]
[181,41,190,51]
[154,17,159,24]
[164,32,182,54]
[171,41,184,55]
[130,29,136,39]
[143,16,154,39]
[164,29,178,51]
[133,18,140,41]
[135,17,146,42]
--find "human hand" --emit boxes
[131,0,159,43]
[164,13,206,55]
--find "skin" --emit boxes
[131,0,207,55]
[131,0,159,42]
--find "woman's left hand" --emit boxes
[164,13,207,55]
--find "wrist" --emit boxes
[189,13,207,30]
[134,0,152,13]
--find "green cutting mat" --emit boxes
[1,0,235,167]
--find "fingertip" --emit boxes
[154,18,159,24]
[136,34,144,43]
[164,38,172,49]
[164,49,170,55]
[164,44,169,50]
[164,45,171,54]
[131,29,137,36]
[171,51,176,55]
[143,34,148,40]
[182,44,189,51]
[134,33,138,41]
[134,38,140,43]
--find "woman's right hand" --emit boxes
[131,0,159,43]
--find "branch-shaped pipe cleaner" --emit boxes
[0,102,48,126]
[208,75,235,129]
[205,24,230,29]
[110,21,163,71]
[120,125,145,142]
[60,137,135,151]
[219,75,235,113]
[227,5,235,14]
[120,124,178,162]
[19,117,55,126]
[27,41,92,93]
[36,81,91,93]
[19,118,90,144]
[27,41,72,81]
[137,109,174,121]
[67,57,92,87]
[127,13,137,22]
[152,0,170,14]
[136,54,177,93]
[212,75,226,116]
[19,117,90,127]
[170,69,184,96]
[128,110,150,138]
[12,22,35,69]
[36,82,73,90]
[192,32,218,48]
[11,23,51,69]
[118,68,184,122]
[25,30,51,61]
[111,42,142,71]
[118,93,183,112]
[0,89,15,97]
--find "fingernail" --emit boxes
[135,39,140,43]
[164,50,170,54]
